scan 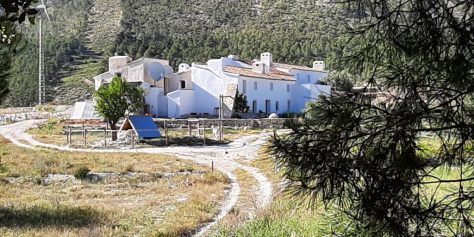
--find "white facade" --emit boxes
[94,53,331,118]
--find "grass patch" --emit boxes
[0,136,229,236]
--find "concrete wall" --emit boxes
[293,69,327,84]
[143,86,164,116]
[238,76,293,114]
[167,90,195,118]
[292,83,331,112]
[191,63,238,115]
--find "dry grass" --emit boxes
[28,119,269,148]
[0,136,229,237]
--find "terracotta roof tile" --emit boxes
[224,66,295,81]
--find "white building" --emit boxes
[94,53,331,118]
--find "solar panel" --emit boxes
[128,116,161,139]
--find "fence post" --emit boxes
[84,128,87,147]
[164,120,169,146]
[219,120,223,141]
[68,127,72,145]
[66,126,69,144]
[188,121,192,136]
[211,161,214,173]
[203,122,206,146]
[104,127,107,148]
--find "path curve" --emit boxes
[0,120,273,236]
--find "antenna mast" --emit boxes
[37,0,50,105]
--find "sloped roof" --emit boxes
[224,66,294,81]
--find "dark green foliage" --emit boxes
[325,70,354,92]
[73,166,90,180]
[0,0,38,26]
[273,0,474,236]
[0,0,38,105]
[233,90,249,113]
[115,0,351,69]
[2,0,94,107]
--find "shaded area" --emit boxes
[0,205,102,228]
[143,136,230,147]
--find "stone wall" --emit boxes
[0,106,73,124]
[154,118,290,129]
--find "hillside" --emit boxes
[2,0,351,107]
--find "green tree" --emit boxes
[0,0,38,104]
[233,90,249,113]
[272,0,474,236]
[95,76,144,141]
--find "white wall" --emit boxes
[143,85,164,116]
[238,77,293,114]
[167,90,194,118]
[293,70,327,85]
[292,83,331,113]
[190,62,238,115]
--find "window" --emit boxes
[180,80,186,89]
[287,100,291,112]
[242,80,247,93]
[287,84,290,92]
[276,101,279,111]
[254,81,258,90]
[270,82,274,91]
[307,75,311,83]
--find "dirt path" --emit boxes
[0,120,274,236]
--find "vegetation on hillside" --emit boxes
[3,0,93,107]
[115,0,351,69]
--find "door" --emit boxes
[265,100,271,114]
[252,100,257,114]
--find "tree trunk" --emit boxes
[110,123,118,141]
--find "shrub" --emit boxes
[0,164,8,173]
[74,166,90,180]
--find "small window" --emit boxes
[180,80,186,89]
[254,81,258,90]
[287,100,291,112]
[287,84,290,92]
[243,80,247,93]
[276,101,279,111]
[270,82,274,91]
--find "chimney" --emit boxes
[313,61,325,71]
[228,55,239,60]
[178,63,190,73]
[260,52,272,73]
[109,55,132,75]
[252,61,265,74]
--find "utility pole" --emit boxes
[36,1,50,105]
[218,94,234,141]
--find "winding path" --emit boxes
[0,120,273,236]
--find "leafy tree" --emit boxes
[95,76,144,141]
[0,0,38,104]
[233,90,249,113]
[272,0,474,236]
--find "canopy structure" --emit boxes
[120,116,161,139]
[70,101,101,120]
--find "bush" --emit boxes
[74,166,90,180]
[0,164,8,173]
